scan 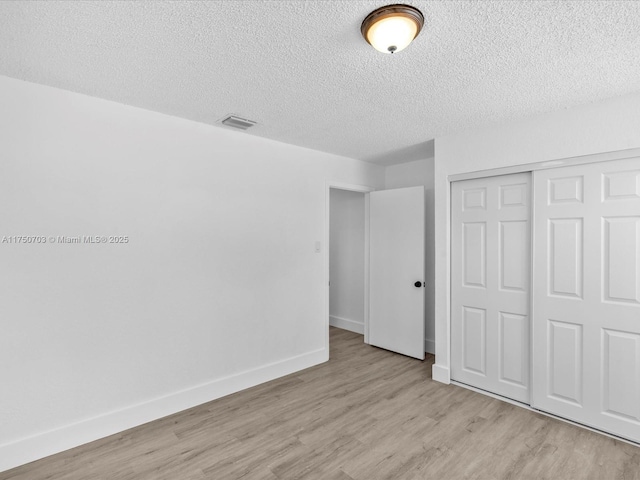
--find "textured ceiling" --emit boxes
[1,1,640,165]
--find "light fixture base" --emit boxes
[361,4,424,54]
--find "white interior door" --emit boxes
[369,186,425,360]
[532,157,640,443]
[451,173,531,403]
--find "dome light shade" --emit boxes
[361,4,424,54]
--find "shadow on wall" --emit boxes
[363,140,434,166]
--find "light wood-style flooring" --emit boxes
[2,327,639,479]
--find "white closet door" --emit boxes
[532,157,640,443]
[451,173,531,403]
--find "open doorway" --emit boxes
[326,183,374,351]
[329,188,366,335]
[325,182,425,360]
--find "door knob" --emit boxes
[414,281,423,288]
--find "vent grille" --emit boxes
[220,115,256,130]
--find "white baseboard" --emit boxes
[329,315,364,335]
[432,364,450,384]
[0,347,327,474]
[424,338,435,355]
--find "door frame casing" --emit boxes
[325,182,376,352]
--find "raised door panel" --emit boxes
[462,307,486,375]
[463,188,487,210]
[500,183,528,208]
[463,223,487,288]
[603,217,640,304]
[500,221,528,291]
[548,219,583,299]
[548,176,584,204]
[602,329,640,422]
[603,170,640,200]
[548,320,583,405]
[499,312,528,387]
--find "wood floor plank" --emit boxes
[1,327,638,480]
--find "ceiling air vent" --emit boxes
[220,115,256,130]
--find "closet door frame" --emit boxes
[446,147,640,440]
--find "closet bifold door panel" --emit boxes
[532,157,640,443]
[451,173,531,403]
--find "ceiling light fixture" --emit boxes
[361,4,424,54]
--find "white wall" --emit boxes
[384,158,435,354]
[329,189,365,334]
[432,91,640,384]
[385,158,432,189]
[0,75,385,472]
